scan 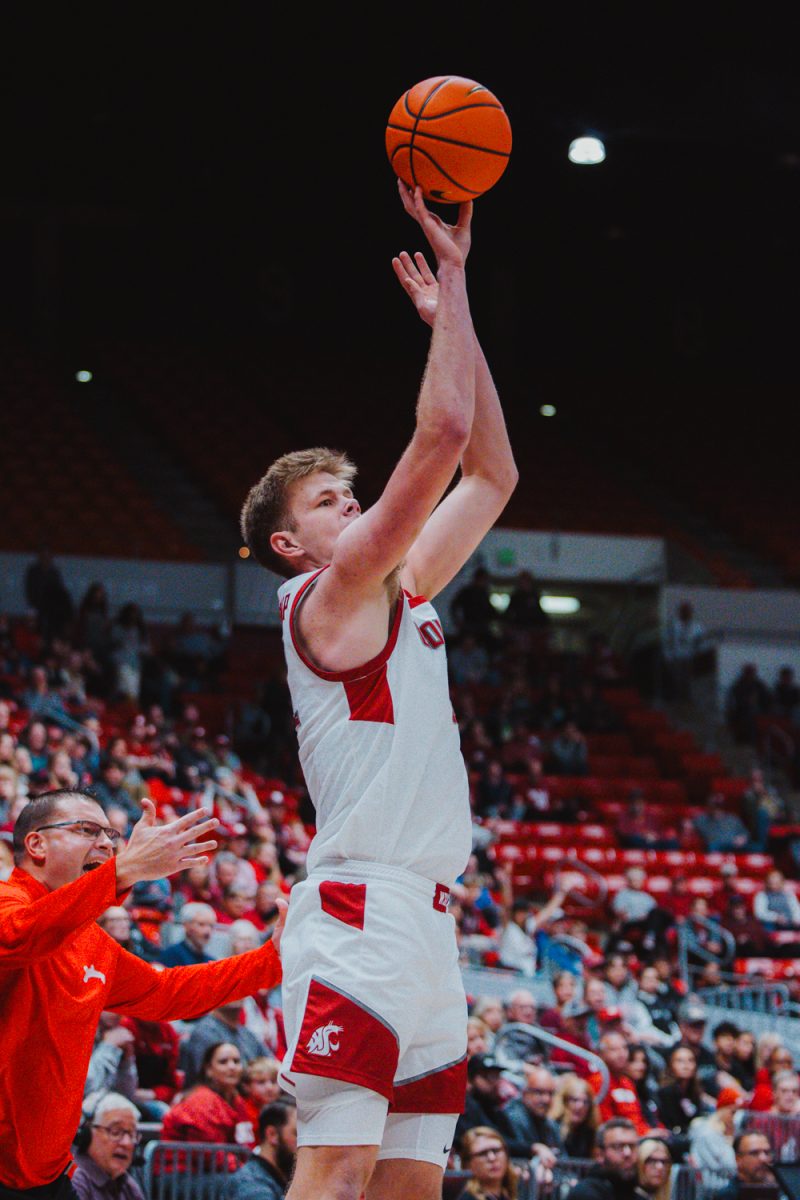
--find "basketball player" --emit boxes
[240,181,517,1200]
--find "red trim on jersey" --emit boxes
[319,881,367,930]
[290,978,399,1102]
[343,663,395,724]
[402,588,429,610]
[391,1055,468,1114]
[433,883,451,912]
[289,568,404,683]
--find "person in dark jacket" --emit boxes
[229,1101,297,1200]
[502,1066,563,1165]
[566,1118,640,1199]
[655,1045,710,1154]
[455,1056,517,1152]
[715,1131,776,1199]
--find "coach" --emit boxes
[0,788,285,1197]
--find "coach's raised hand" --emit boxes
[115,799,218,889]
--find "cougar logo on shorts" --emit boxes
[307,1022,343,1056]
[82,964,106,985]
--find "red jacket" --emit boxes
[0,861,281,1189]
[160,1085,254,1147]
[119,1016,182,1103]
[588,1069,653,1137]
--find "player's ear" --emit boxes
[270,530,304,563]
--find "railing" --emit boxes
[491,1023,610,1103]
[699,982,800,1017]
[140,1140,250,1200]
[677,914,736,989]
[526,1156,741,1200]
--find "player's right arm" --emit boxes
[318,189,476,601]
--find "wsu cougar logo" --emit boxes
[306,1022,343,1056]
[83,964,106,985]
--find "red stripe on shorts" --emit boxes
[319,881,367,930]
[391,1055,468,1114]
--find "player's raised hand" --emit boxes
[392,251,439,326]
[115,799,219,889]
[397,180,472,269]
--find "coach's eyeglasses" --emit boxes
[35,820,124,845]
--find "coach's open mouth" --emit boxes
[82,861,103,872]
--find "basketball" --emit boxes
[385,76,512,204]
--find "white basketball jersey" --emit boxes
[277,567,472,885]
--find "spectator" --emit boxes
[161,900,217,966]
[239,1056,282,1132]
[472,996,505,1044]
[750,1040,795,1112]
[730,1029,757,1092]
[215,883,256,926]
[97,905,159,964]
[242,986,287,1061]
[682,897,726,970]
[668,998,718,1095]
[449,634,491,687]
[475,760,513,819]
[455,1127,519,1200]
[22,664,67,722]
[687,1087,744,1193]
[455,1055,517,1149]
[538,970,578,1035]
[720,894,771,956]
[564,1117,641,1199]
[498,890,568,975]
[450,566,496,647]
[656,1045,709,1139]
[617,793,678,851]
[635,1137,673,1200]
[753,868,800,932]
[494,989,547,1070]
[548,1074,598,1159]
[626,1045,662,1130]
[228,1100,298,1200]
[773,666,800,720]
[715,1131,775,1199]
[178,1001,269,1089]
[711,1022,743,1087]
[84,1013,138,1107]
[769,1069,800,1116]
[24,549,73,644]
[693,793,752,853]
[92,758,140,827]
[161,1041,255,1148]
[118,1015,182,1119]
[588,1032,658,1137]
[547,721,588,777]
[636,966,680,1044]
[109,604,150,703]
[502,1065,563,1166]
[71,1093,144,1200]
[726,663,771,745]
[74,583,111,672]
[662,600,708,703]
[467,1017,492,1058]
[741,767,784,849]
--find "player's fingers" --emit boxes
[456,201,474,230]
[398,251,425,284]
[413,252,436,284]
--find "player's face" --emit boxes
[286,471,361,567]
[25,797,116,890]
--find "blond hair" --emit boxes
[548,1073,599,1142]
[637,1138,672,1200]
[240,448,356,576]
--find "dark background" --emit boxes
[3,10,799,466]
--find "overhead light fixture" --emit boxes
[75,370,93,383]
[540,595,581,615]
[568,136,606,165]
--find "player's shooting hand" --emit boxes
[392,251,438,326]
[115,799,219,889]
[269,897,289,958]
[397,180,472,269]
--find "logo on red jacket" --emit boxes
[83,964,106,985]
[307,1022,343,1057]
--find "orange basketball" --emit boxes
[386,75,512,204]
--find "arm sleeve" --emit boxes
[0,861,119,970]
[84,1043,123,1097]
[106,941,281,1021]
[753,892,768,922]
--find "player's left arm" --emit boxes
[394,251,518,598]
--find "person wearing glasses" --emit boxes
[634,1138,672,1200]
[71,1093,144,1200]
[0,788,285,1197]
[565,1118,641,1199]
[716,1131,776,1198]
[456,1128,519,1200]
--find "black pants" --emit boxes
[0,1175,78,1200]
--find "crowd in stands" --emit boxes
[2,556,800,1198]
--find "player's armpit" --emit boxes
[403,473,515,600]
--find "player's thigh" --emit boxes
[288,1144,379,1200]
[365,1157,444,1200]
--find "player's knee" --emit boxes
[290,1144,377,1200]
